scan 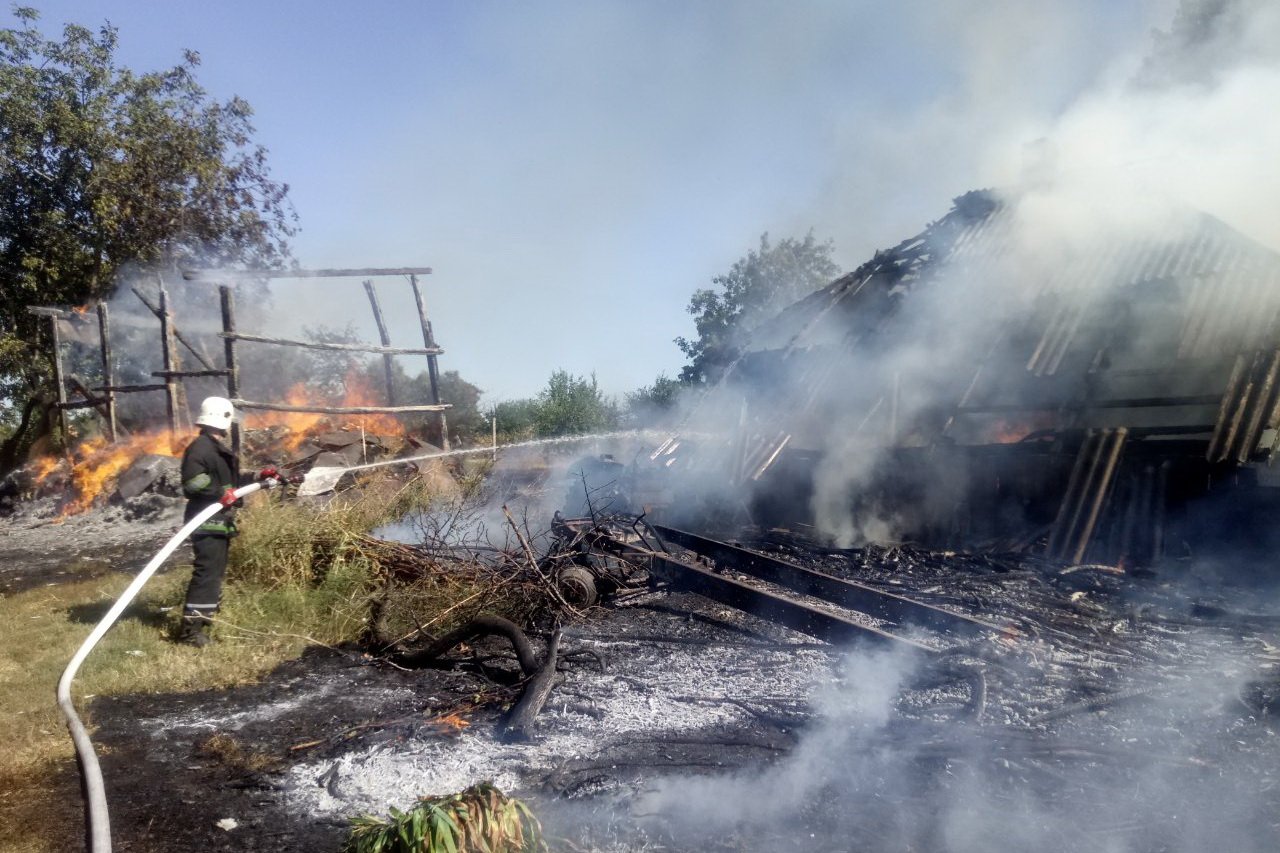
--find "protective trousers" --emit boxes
[184,533,230,619]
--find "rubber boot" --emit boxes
[178,613,212,648]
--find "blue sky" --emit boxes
[16,1,1169,401]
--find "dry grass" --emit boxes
[0,472,448,852]
[0,566,376,852]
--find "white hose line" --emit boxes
[298,429,663,495]
[57,480,272,853]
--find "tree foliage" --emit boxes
[533,369,618,437]
[0,7,295,435]
[488,370,620,442]
[624,373,682,426]
[676,231,840,384]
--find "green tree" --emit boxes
[624,373,682,426]
[491,398,539,442]
[532,370,617,437]
[0,7,294,465]
[676,231,840,384]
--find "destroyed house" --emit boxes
[722,189,1280,566]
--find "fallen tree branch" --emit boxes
[502,628,562,741]
[395,614,539,676]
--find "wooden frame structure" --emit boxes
[31,266,452,458]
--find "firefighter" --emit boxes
[178,396,277,647]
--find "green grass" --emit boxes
[0,472,452,852]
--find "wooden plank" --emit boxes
[221,332,443,356]
[183,267,433,281]
[232,399,451,415]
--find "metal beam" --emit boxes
[653,526,999,638]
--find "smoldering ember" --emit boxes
[4,181,1280,853]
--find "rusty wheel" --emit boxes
[556,565,598,608]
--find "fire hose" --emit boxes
[56,479,279,853]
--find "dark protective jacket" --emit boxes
[181,429,249,535]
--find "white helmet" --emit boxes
[195,396,235,431]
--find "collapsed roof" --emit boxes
[700,189,1280,564]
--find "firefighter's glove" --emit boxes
[218,487,238,508]
[257,465,279,482]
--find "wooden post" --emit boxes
[48,314,69,444]
[409,274,448,450]
[362,280,398,406]
[96,302,117,442]
[220,285,242,459]
[157,278,187,435]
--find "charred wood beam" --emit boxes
[574,526,939,652]
[409,273,449,450]
[220,286,242,460]
[157,279,183,434]
[26,306,73,319]
[1207,353,1249,461]
[150,369,230,379]
[221,332,443,356]
[652,526,999,638]
[47,314,69,440]
[957,395,1222,413]
[96,303,117,442]
[64,376,112,420]
[183,267,433,281]
[232,399,451,415]
[1047,428,1129,562]
[362,280,398,407]
[129,287,216,371]
[647,548,937,652]
[90,383,167,394]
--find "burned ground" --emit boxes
[0,498,183,596]
[62,525,1280,853]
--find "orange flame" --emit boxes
[30,455,61,483]
[29,369,409,514]
[980,414,1055,445]
[430,712,471,732]
[30,430,181,516]
[245,370,403,453]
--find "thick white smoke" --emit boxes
[800,0,1280,546]
[617,3,1280,849]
